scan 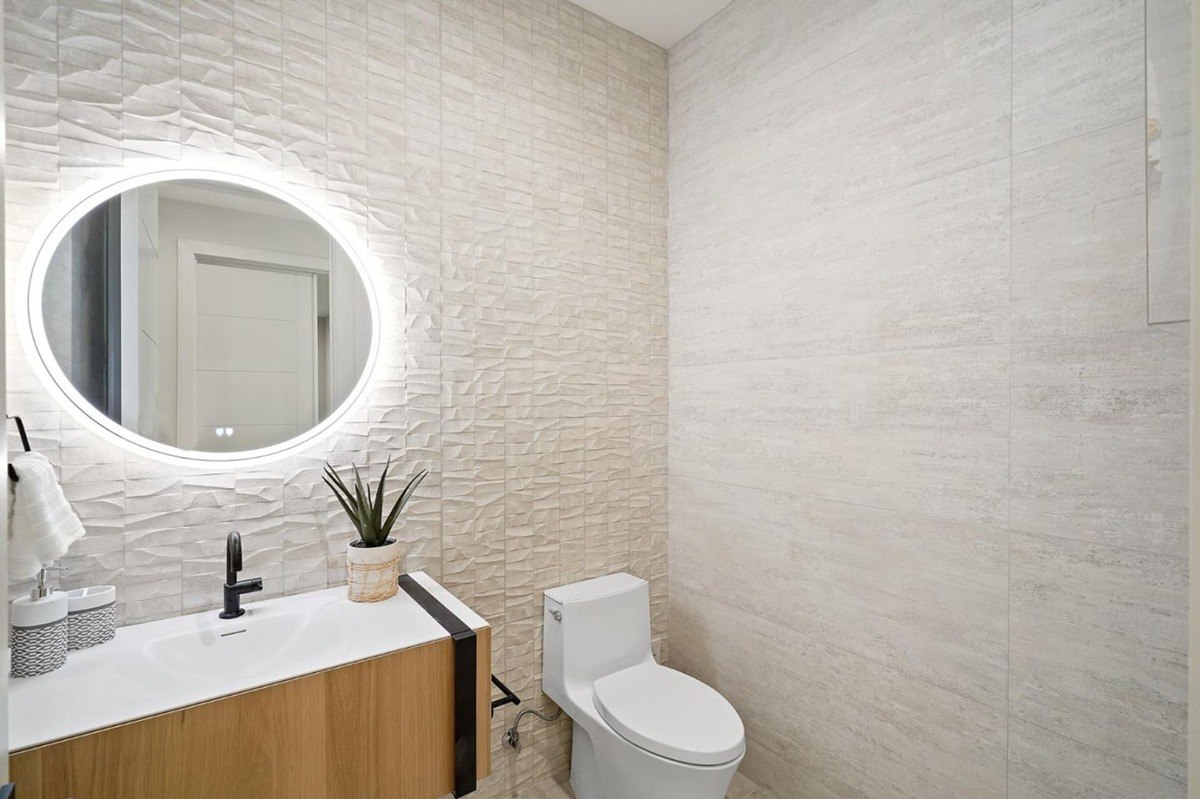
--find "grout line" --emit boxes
[672,339,1011,370]
[679,577,1186,792]
[671,111,1147,270]
[1006,0,1015,794]
[1008,714,1187,788]
[670,317,1181,371]
[672,472,1189,562]
[672,580,1007,718]
[1010,112,1146,158]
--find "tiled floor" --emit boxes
[520,772,775,799]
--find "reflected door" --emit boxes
[178,259,318,452]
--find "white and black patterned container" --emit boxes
[11,618,68,677]
[10,591,68,678]
[66,586,117,650]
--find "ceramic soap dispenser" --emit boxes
[10,566,68,678]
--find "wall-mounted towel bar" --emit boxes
[8,414,31,482]
[490,675,521,716]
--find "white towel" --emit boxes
[8,452,86,580]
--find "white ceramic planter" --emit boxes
[345,538,402,602]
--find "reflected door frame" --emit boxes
[176,239,328,450]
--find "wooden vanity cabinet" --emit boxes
[10,628,491,799]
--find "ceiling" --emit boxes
[572,0,732,49]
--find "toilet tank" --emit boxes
[542,573,652,703]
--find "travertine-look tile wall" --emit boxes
[5,1,667,793]
[669,0,1188,797]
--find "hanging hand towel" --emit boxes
[8,452,85,580]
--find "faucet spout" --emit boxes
[220,531,262,620]
[225,530,243,585]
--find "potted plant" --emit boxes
[323,458,428,602]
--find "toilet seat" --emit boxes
[591,662,745,766]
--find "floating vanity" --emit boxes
[9,572,491,799]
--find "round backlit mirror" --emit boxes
[22,170,378,464]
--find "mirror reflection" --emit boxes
[42,179,372,453]
[1147,0,1192,326]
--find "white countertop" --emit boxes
[10,572,488,752]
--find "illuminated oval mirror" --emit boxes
[27,173,376,462]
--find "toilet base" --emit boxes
[570,721,602,799]
[568,717,742,799]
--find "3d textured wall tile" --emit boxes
[5,2,667,794]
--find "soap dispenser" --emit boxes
[11,566,68,678]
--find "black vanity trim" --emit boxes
[398,574,477,797]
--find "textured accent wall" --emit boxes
[668,0,1188,797]
[5,1,667,794]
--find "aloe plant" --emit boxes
[323,457,428,548]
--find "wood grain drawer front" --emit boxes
[11,628,491,799]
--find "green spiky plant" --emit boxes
[322,457,429,548]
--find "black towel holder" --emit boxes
[8,415,31,482]
[490,674,521,716]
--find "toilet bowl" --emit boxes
[542,573,744,799]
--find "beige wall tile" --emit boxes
[670,0,945,163]
[1008,717,1186,799]
[1010,330,1189,555]
[1012,0,1144,153]
[670,345,1010,524]
[671,0,1186,794]
[669,0,1010,259]
[672,586,1008,799]
[1010,533,1187,782]
[1013,119,1148,338]
[670,161,1011,366]
[670,476,1009,708]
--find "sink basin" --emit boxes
[145,610,330,682]
[10,572,488,752]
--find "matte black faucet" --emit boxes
[220,531,263,619]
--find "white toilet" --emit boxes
[542,573,745,799]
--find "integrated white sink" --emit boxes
[145,610,323,682]
[10,572,487,752]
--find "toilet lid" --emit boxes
[592,663,745,766]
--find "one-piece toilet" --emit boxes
[542,573,745,799]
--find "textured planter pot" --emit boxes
[346,538,402,602]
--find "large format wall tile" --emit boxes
[1010,330,1189,555]
[1009,718,1186,799]
[1012,119,1147,339]
[671,345,1010,524]
[671,0,1187,794]
[1012,0,1145,153]
[672,587,1008,799]
[670,475,1009,708]
[670,160,1011,366]
[669,0,962,164]
[1010,533,1187,782]
[669,0,1010,258]
[5,2,668,796]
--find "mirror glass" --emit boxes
[1147,0,1191,326]
[39,178,373,454]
